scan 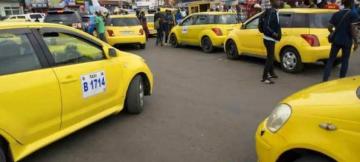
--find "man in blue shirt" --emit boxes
[323,0,359,81]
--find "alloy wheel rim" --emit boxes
[139,82,144,107]
[282,52,297,70]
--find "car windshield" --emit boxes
[110,18,140,26]
[146,16,154,22]
[310,13,333,28]
[216,14,238,24]
[45,12,80,24]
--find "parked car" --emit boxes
[105,14,146,49]
[224,9,338,73]
[146,14,157,36]
[169,12,240,53]
[3,13,45,22]
[0,22,153,162]
[45,10,83,30]
[256,76,360,162]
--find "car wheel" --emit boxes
[125,75,144,114]
[170,33,179,48]
[225,40,240,59]
[0,144,7,162]
[281,47,304,73]
[293,155,334,162]
[139,44,146,49]
[201,36,214,53]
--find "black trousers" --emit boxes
[263,39,276,80]
[323,44,351,81]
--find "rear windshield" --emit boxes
[30,14,42,19]
[109,18,140,26]
[146,16,154,22]
[45,12,80,24]
[216,14,238,24]
[309,13,333,28]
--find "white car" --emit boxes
[5,13,45,22]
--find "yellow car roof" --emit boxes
[110,14,137,18]
[279,8,337,13]
[0,22,75,29]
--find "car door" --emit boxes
[190,14,212,45]
[37,28,123,129]
[178,15,195,44]
[238,16,265,56]
[0,29,61,144]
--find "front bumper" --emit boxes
[107,35,146,46]
[255,120,287,162]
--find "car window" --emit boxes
[292,14,309,28]
[30,14,42,19]
[0,33,41,75]
[246,17,259,29]
[17,16,26,19]
[216,14,238,24]
[279,14,292,28]
[181,16,194,26]
[42,33,104,66]
[194,15,214,25]
[310,13,332,28]
[109,18,140,26]
[45,12,80,25]
[10,16,16,19]
[146,16,154,22]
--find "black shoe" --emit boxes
[268,74,278,79]
[261,79,274,84]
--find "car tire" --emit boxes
[201,36,214,53]
[225,40,241,59]
[293,155,333,162]
[0,143,7,162]
[280,47,304,73]
[139,44,146,49]
[170,33,179,48]
[125,75,144,114]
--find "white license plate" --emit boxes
[121,31,133,35]
[81,71,106,98]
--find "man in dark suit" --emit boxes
[261,0,282,84]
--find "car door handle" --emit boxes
[61,75,77,84]
[319,122,337,131]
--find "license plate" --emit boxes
[121,31,133,35]
[81,71,106,98]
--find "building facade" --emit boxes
[0,0,24,18]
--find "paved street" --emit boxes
[22,39,360,162]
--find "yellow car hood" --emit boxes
[283,77,360,107]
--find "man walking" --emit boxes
[154,8,164,46]
[164,10,175,44]
[323,0,358,81]
[95,11,106,42]
[261,0,282,84]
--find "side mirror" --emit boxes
[108,48,118,57]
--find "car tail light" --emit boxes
[212,28,223,36]
[301,34,320,47]
[107,30,115,37]
[139,29,144,35]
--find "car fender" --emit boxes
[276,35,302,62]
[225,30,242,54]
[170,27,182,44]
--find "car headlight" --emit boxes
[266,104,292,133]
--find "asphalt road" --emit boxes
[22,39,360,162]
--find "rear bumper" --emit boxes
[107,35,146,46]
[298,45,341,63]
[211,36,227,47]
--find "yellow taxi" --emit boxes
[225,9,338,73]
[0,22,153,162]
[105,14,146,49]
[146,14,157,36]
[169,12,240,53]
[256,76,360,162]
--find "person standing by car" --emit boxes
[139,11,150,40]
[95,11,106,42]
[164,10,175,45]
[260,0,282,84]
[154,8,164,46]
[323,0,359,81]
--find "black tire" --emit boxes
[293,155,333,162]
[139,44,146,49]
[280,47,304,73]
[170,33,179,48]
[201,36,214,53]
[0,143,7,162]
[125,75,145,114]
[225,39,241,59]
